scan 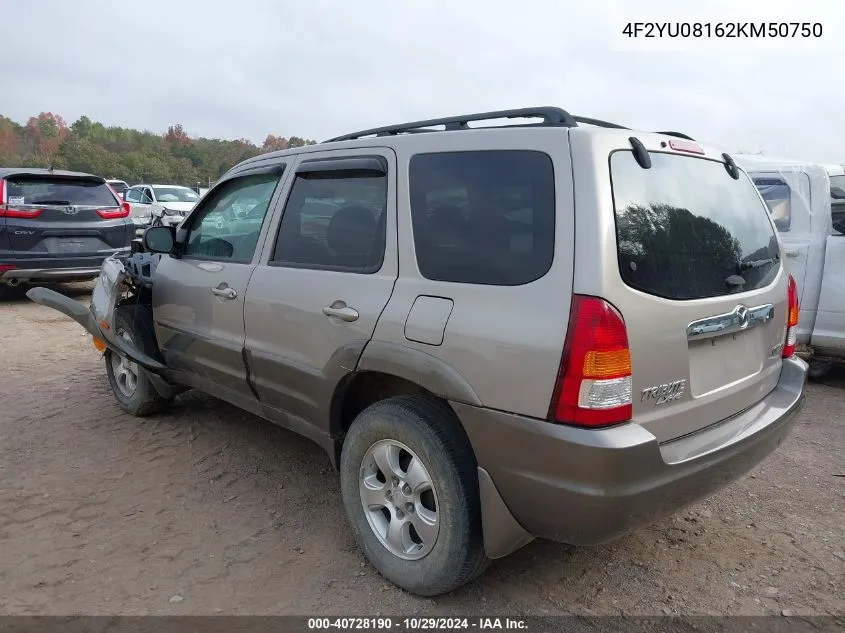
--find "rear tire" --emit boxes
[105,304,171,416]
[808,359,832,381]
[339,395,489,596]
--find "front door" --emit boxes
[153,167,286,410]
[243,149,398,431]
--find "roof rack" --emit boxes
[324,107,694,143]
[325,107,578,142]
[655,131,696,141]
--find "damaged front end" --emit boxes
[26,246,184,398]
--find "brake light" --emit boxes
[549,295,633,428]
[96,202,130,219]
[668,139,705,154]
[0,178,42,218]
[782,274,799,358]
[0,264,16,275]
[0,207,42,218]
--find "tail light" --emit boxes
[96,202,131,219]
[782,274,799,358]
[549,295,633,428]
[0,179,42,218]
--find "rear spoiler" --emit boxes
[3,172,106,184]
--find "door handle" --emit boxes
[322,301,359,322]
[785,249,800,258]
[211,286,237,300]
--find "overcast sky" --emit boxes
[2,0,842,163]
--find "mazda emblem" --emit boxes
[735,305,749,327]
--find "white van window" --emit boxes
[753,178,791,232]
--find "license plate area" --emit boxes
[688,329,764,397]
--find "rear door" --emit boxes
[2,174,131,256]
[811,175,845,352]
[750,172,812,310]
[573,132,789,443]
[243,149,397,428]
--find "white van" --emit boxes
[740,157,845,378]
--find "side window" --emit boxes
[831,175,845,235]
[409,150,555,285]
[183,170,283,263]
[753,178,791,232]
[125,188,141,203]
[270,158,387,273]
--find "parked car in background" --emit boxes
[0,168,133,298]
[740,157,845,379]
[28,107,806,596]
[106,179,130,199]
[124,184,200,230]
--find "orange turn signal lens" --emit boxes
[92,336,107,352]
[582,349,631,379]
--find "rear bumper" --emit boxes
[0,251,129,281]
[455,356,807,550]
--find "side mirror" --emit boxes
[143,226,175,254]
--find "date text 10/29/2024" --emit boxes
[622,22,823,38]
[308,618,528,631]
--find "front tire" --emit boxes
[105,305,171,416]
[340,395,489,596]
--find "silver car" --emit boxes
[29,107,807,596]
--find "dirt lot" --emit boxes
[0,283,843,617]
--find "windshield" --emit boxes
[153,187,199,203]
[610,151,780,300]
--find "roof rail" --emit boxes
[324,106,694,143]
[571,116,629,130]
[324,107,578,142]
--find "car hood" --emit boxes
[158,202,196,212]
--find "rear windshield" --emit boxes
[5,178,119,207]
[610,151,780,300]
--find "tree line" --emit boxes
[0,112,317,186]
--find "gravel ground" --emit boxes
[0,283,843,617]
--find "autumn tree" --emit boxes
[24,112,68,165]
[261,134,288,152]
[165,123,190,145]
[0,116,21,164]
[1,111,316,184]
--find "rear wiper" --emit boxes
[739,256,779,271]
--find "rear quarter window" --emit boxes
[753,178,792,232]
[5,178,119,207]
[610,151,780,300]
[408,150,555,285]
